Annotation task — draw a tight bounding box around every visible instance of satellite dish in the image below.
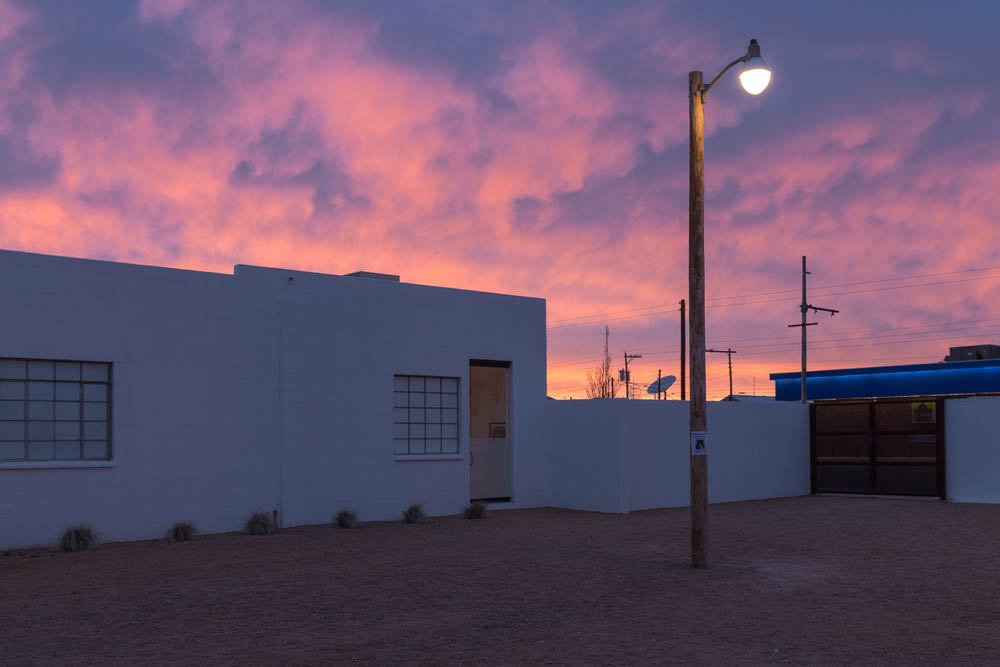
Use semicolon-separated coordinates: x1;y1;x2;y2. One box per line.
647;375;676;394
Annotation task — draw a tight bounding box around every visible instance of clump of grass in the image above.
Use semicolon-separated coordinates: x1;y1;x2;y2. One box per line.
165;521;196;543
59;525;97;552
402;503;425;524
464;501;488;519
245;511;278;536
335;509;359;529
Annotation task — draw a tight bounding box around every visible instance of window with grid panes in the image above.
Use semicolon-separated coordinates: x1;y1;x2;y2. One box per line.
0;359;112;461
393;375;459;455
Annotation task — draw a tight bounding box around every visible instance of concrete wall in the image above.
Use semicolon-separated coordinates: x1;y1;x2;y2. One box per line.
0;250;547;549
548;399;810;513
945;397;1000;503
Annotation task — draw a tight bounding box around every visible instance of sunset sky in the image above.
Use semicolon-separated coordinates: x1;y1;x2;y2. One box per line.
1;1;999;400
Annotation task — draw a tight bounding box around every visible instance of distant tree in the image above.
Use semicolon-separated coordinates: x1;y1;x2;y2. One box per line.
585;355;618;399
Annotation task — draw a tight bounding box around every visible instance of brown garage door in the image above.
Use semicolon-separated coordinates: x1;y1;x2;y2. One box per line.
811;398;945;497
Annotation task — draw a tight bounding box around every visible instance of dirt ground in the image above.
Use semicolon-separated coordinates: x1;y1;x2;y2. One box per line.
2;496;1000;666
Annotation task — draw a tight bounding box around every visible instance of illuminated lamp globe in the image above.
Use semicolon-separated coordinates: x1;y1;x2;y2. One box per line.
738;39;771;95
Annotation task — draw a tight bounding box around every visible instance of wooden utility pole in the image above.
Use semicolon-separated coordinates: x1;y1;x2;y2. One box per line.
688;70;708;569
680;299;686;401
623;351;642;400
787;256;838;403
707;348;737;401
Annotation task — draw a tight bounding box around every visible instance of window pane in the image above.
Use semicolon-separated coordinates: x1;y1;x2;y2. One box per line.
408;439;425;454
28;382;54;400
408;408;424;423
83;422;107;440
82;402;107;422
394;438;409;455
442;378;458;392
55;383;81;400
0;422;24;440
443;423;458;438
0;381;24;400
28;441;54;460
55;363;81;381
393;376;409;391
409;393;425;407
0;360;26;379
442;409;458;423
425;377;440;392
57;402;81;420
55;422;80;440
409;423;425;438
393;423;408;439
27;361;54;380
425;408;441;423
393;392;408;408
393;407;408;423
28;401;53;420
425;438;442;454
426;423;441;438
83;384;107;401
0;401;24;420
82;441;108;459
442;393;458;408
54;442;81;459
0;443;24;459
425;393;441;408
82;363;109;382
442;438;459;454
28;422;54;441
408;377;424;392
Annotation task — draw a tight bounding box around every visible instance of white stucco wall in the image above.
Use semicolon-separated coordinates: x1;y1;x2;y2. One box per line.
945;397;1000;503
547;399;810;513
0;250;546;549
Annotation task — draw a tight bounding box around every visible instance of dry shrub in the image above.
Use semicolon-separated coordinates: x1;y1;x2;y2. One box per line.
464;502;488;519
402;503;425;524
245;511;278;536
59;525;97;552
335;509;359;529
166;521;196;543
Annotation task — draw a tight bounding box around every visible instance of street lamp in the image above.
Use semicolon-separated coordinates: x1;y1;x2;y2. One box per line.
688;39;770;569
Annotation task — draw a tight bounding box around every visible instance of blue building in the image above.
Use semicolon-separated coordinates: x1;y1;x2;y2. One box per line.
770;358;1000;401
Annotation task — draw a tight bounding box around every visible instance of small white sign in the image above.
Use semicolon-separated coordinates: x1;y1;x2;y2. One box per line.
691;431;707;456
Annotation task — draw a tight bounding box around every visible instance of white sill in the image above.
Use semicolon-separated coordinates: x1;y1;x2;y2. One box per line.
393;454;464;462
0;461;115;470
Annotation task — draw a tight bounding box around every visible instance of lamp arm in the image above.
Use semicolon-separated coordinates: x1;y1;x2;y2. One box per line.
701;55;749;100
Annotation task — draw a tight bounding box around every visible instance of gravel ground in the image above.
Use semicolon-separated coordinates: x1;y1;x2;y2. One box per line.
2;496;999;666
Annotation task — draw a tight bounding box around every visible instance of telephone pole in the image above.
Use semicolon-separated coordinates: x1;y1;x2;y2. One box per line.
706;348;737;401
623;351;642;399
679;299;686;401
604;326;612;398
787;255;839;403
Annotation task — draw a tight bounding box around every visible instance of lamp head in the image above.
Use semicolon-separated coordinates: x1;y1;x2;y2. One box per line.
738;38;771;95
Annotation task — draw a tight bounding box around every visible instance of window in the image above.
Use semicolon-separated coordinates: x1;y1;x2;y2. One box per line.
393;375;459;455
0;359;112;462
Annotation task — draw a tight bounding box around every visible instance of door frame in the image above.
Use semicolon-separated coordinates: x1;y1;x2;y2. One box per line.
469;359;512;502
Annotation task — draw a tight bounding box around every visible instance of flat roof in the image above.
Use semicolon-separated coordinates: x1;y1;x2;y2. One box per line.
770;358;1000;380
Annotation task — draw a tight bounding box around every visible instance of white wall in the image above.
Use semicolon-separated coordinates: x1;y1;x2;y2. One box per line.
0;250;547;549
0;251;281;549
946;397;1000;503
548;399;810;513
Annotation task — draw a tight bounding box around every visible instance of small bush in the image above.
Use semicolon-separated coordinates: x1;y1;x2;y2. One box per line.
464;501;487;519
59;525;97;552
166;521;196;543
245;511;278;536
335;509;359;529
402;503;425;524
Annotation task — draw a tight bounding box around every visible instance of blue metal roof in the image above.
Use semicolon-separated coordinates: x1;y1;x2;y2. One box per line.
769;359;1000;400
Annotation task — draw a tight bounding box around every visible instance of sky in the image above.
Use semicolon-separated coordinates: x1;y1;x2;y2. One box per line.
1;0;999;400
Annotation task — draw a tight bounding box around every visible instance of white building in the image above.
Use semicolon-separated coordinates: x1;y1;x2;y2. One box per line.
0;249;547;548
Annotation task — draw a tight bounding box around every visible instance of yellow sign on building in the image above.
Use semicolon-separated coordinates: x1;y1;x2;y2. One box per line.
911;401;936;424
